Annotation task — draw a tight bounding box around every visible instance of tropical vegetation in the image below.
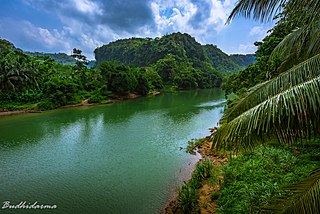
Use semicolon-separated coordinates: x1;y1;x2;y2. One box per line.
94;33;255;86
1;32;255;112
0;39;164;111
210;0;320;213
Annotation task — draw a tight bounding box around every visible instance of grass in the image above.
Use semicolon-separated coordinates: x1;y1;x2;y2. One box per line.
177;159;218;213
177;139;320;214
216;140;320;214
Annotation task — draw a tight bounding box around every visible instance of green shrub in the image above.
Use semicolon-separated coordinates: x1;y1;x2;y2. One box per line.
177;159;218;213
36;100;57;110
88;94;106;104
217;144;320;214
178;183;200;214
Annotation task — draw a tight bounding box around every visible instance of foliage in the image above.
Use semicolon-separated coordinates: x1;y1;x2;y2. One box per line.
223;6;299;96
177;159;217;214
186;138;206;154
88;94;106;104
177;183;200;214
0;39;166;111
43;70;82;106
217;143;320;214
215;0;320;213
26;52;78;65
94;32;254;89
99;61;163;95
264;168;320;213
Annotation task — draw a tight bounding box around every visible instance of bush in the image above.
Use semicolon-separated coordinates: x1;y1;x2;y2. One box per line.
178;183;200;214
191;159;216;188
217;144;320;214
88;94;106;104
36;100;57;110
177;159;217;213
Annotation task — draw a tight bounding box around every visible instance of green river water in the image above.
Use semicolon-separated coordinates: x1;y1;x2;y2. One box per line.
0;89;225;214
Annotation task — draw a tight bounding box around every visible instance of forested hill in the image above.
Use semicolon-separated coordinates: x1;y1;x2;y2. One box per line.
26;52;77;65
229;54;255;68
25;52;96;67
94;32;255;74
203;45;255;74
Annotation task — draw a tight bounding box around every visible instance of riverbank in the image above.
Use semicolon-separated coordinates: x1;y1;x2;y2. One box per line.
165;137;228;214
0;91;160;117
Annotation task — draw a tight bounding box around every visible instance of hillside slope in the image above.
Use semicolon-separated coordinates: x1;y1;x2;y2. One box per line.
94;33;255;74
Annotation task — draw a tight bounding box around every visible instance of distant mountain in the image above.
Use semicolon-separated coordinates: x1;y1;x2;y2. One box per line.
25;52;77;65
25;52;96;67
94;32;255;74
229;54;256;68
203;44;243;74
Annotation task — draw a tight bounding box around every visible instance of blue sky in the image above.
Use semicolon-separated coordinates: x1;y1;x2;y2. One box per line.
0;0;275;59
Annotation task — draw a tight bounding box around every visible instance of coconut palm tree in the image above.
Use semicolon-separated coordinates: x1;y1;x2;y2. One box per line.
212;0;320;213
0;52;34;91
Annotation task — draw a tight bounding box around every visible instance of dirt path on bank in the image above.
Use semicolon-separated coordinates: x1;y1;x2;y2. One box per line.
165;140;228;214
197;141;228;214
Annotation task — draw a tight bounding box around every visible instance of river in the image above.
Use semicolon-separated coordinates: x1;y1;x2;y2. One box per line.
0;89;225;214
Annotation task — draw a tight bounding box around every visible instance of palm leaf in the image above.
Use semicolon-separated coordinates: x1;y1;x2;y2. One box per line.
271;22;320;63
212;75;320;151
221;54;320;123
262;167;320;213
226;0;286;23
227;0;320;24
290;0;320;25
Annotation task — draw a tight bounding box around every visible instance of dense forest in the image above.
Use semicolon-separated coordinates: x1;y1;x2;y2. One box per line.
0;39;164;111
95;32;255;74
173;0;320;213
0;32;253;112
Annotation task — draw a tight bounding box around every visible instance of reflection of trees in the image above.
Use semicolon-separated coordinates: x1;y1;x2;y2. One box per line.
0;89;224;148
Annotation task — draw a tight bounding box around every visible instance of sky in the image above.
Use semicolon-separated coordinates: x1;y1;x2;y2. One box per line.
0;0;275;59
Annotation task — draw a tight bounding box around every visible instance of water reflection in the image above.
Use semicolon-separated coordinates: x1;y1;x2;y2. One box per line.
0;89;225;214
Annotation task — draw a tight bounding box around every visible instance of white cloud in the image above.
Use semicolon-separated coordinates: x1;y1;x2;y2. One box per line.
249;25;270;40
150;0;238;42
73;0;103;15
4;0;273;58
238;43;257;54
250;26;264;36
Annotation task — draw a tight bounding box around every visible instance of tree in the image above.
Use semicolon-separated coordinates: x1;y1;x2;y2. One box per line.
213;0;320;213
99;61;137;94
154;54;179;82
0;52;36;91
71;48;88;67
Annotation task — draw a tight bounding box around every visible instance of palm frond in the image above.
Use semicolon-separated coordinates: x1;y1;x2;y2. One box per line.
262;168;320;214
290;0;320;25
271;22;320;62
213;76;320;152
221;54;320;123
227;0;320;24
226;0;286;23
